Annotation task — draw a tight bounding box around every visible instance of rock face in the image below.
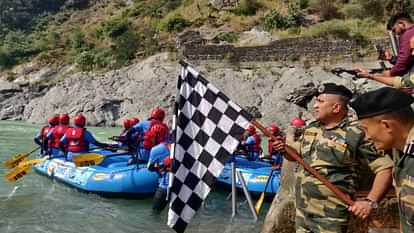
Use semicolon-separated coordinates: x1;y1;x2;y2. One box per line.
0;53;385;127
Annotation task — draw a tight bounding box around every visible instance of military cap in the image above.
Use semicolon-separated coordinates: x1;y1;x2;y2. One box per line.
318;83;353;99
350;87;414;119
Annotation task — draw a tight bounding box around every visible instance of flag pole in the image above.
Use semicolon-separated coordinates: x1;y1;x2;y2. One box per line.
251;120;354;206
236;170;258;221
231;156;237;218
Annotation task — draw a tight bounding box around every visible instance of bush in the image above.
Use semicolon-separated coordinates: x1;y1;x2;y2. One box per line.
304;19;351;39
262;5;301;31
342;0;386;20
111;31;141;66
216;32;239;43
232;0;260;16
103;17;129;38
161;15;191;32
75;51;95;71
263;11;290;30
129;0;182;18
308;0;341;20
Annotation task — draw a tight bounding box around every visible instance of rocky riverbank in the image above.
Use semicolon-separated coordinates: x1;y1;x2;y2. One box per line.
0;52;382;127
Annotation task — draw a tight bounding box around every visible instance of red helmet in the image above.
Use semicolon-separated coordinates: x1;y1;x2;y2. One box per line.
150;108;165;122
246;125;256;134
130;117;139;126
123;119;132;129
150;123;169;143
268;123;280;135
291;117;305;127
48;115;59;126
74;113;86;127
59;113;70;125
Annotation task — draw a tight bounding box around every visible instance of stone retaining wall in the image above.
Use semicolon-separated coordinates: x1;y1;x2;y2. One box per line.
179;31;390;63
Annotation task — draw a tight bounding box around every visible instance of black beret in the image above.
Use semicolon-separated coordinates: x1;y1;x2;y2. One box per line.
350;87;414;119
318;83;353;99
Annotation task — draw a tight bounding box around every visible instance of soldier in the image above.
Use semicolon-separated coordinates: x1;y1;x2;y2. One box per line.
273;83;393;233
350;87;414;233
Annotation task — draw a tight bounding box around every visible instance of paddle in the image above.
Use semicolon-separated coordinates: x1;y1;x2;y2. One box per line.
4;147;40;169
72;152;130;167
254;169;274;214
4;157;48;182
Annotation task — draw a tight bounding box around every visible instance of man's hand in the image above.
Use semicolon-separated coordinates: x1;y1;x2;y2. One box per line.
355;68;373;79
380;50;393;61
272;136;286;153
348;200;373;219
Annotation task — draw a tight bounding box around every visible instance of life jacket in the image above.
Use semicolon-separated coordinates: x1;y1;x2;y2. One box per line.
65;127;87;152
248;134;261;153
158;143;171;173
50;125;69;149
268;138;275;155
40;126;53;148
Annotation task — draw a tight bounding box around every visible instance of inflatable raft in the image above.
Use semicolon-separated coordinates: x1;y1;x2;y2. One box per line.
33;149;159;198
216;156;281;196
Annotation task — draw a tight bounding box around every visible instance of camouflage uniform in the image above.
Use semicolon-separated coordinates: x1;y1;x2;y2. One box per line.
394;125;414;233
290;118;393;233
392;72;414;91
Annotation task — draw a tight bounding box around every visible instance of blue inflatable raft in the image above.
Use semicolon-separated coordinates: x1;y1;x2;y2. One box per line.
216;156;281;196
33;149;159;198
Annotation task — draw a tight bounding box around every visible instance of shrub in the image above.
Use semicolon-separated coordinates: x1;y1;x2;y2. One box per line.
75;51;95;71
232;0;260;16
304;19;351;39
263;11;289;30
111;31;141;66
103;17;129;38
216;32;239;43
262;5;301;31
162;15;191;32
342;0;386;20
308;0;341;20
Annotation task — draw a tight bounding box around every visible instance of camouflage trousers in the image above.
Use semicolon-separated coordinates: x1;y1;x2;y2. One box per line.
395;155;414;233
295;176;350;233
295;208;349;233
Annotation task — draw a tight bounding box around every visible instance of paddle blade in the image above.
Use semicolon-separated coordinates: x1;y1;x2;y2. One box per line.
72;153;104;167
4;153;30;169
255;192;265;214
17;157;48;168
5;165;31;182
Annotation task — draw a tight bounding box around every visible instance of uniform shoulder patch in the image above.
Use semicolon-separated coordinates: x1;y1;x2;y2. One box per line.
404;142;414;156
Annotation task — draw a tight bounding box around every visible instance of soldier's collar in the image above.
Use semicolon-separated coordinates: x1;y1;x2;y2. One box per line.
320;117;348;130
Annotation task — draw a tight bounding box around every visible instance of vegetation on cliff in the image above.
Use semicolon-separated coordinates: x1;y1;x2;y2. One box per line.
0;0;412;72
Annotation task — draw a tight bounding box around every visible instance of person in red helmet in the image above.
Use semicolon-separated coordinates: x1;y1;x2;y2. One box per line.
267;123;284;169
150;107;165;122
46;113;71;158
290;116;306;142
60;113;110;161
34;115;59;156
241;124;262;161
146;123;171;213
129;108;167;163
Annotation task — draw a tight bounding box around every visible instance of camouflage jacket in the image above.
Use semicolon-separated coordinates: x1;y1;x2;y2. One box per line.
392;72;414;93
394;125;414;232
291;118;393;208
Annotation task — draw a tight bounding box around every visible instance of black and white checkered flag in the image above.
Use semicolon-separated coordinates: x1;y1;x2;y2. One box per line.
167;61;252;233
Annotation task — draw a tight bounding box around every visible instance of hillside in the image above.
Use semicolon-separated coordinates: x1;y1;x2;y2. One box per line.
0;0;412;74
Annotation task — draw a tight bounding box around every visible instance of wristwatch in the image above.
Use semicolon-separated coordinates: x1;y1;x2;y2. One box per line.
363;198;379;209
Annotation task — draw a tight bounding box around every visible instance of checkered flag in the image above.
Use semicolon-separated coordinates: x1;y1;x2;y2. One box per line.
167;61;252;233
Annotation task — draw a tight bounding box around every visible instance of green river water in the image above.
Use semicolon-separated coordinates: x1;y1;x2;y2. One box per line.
0;121;267;233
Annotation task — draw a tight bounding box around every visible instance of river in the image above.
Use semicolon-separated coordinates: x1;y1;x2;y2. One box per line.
0;121;268;233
